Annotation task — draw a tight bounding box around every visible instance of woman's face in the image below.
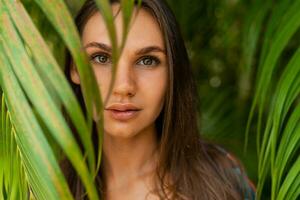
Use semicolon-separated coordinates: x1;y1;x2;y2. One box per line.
71;5;168;139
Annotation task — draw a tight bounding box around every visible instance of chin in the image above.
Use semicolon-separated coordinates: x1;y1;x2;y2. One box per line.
104;130;138;139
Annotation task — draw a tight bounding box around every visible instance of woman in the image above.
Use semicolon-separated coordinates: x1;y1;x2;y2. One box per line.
63;0;256;199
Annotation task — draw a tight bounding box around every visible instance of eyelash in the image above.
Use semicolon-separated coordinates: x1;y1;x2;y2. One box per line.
90;52;111;65
89;52;161;67
137;56;161;66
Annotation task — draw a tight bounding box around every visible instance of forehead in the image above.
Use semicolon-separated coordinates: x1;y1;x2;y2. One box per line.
81;4;165;49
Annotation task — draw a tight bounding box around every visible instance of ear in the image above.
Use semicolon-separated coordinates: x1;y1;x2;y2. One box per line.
70;64;81;85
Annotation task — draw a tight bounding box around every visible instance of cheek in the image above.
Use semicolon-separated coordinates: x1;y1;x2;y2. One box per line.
140;70;168;109
93;68;111;99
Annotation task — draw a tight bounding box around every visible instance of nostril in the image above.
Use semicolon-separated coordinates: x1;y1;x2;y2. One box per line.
112;86;136;97
111;73;136;97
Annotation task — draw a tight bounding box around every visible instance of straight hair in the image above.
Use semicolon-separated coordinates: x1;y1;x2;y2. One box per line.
62;0;248;199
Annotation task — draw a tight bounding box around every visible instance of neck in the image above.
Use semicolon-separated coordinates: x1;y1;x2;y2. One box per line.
102;124;159;188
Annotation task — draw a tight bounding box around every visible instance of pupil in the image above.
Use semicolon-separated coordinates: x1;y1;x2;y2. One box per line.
99;56;107;63
144;58;152;65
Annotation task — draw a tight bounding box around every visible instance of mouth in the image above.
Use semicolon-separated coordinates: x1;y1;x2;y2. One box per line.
105;109;141;121
105;103;141;121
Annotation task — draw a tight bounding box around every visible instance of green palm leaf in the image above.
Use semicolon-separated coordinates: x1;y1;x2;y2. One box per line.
0;38;72;199
0;94;30;199
0;0;140;199
244;1;300;199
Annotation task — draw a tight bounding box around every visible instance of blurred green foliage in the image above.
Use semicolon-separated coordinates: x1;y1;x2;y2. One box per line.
167;0;258;180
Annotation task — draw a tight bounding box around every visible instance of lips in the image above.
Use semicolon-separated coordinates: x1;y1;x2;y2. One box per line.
105;103;141;121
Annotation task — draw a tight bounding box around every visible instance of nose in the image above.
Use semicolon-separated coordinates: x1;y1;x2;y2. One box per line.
111;62;136;98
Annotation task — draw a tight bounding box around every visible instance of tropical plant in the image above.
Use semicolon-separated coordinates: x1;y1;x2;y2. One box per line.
168;0;300;199
243;0;300;199
0;0;138;199
0;0;299;200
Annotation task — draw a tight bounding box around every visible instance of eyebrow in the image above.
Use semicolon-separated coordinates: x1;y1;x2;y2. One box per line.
136;46;166;55
84;42;166;55
84;42;112;52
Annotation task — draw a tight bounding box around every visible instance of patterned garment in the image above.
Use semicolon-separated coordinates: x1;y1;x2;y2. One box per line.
216;146;256;200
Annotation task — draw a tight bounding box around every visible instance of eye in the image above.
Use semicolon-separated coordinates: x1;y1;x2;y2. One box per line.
137;56;160;67
90;53;111;65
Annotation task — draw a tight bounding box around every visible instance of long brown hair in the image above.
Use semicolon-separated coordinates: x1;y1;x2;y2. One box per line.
63;0;248;199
